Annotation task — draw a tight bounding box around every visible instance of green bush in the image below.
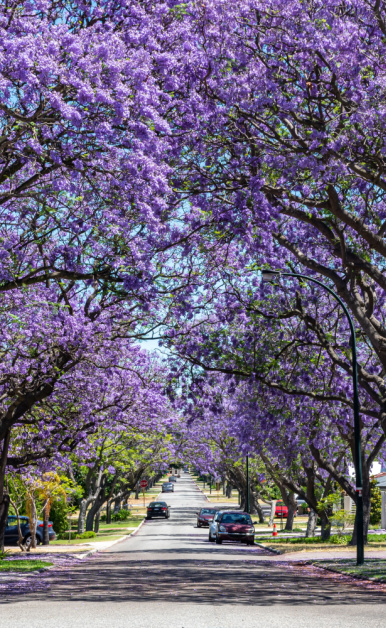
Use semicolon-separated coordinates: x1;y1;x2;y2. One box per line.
370;479;382;526
112;509;131;522
79;531;96;539
57;530;96;540
329;534;349;545
49;498;70;534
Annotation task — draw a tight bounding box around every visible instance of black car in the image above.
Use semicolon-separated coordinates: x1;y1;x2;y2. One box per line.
146;501;170;519
162;482;174;493
5;515;56;547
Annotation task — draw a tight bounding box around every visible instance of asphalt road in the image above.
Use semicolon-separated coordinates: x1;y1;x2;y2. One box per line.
1;472;386;628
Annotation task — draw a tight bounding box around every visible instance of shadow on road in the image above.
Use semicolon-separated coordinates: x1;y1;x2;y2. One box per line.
2;555;385;606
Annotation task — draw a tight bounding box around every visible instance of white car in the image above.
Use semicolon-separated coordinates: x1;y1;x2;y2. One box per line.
209;510;224;542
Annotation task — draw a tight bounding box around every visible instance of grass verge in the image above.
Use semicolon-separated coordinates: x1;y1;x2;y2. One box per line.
313;559;386;582
256;534;386;554
0;559;53;572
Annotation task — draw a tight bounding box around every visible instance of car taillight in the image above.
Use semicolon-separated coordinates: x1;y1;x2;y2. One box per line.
38;524;53;528
162;508;167;511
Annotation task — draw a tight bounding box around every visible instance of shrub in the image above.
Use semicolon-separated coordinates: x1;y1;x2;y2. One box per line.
329;534;349;545
57;530;96;540
370;479;382;526
112;509;131;522
79;531;96;539
50;498;70;534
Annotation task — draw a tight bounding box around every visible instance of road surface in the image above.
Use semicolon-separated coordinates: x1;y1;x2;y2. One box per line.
0;472;385;627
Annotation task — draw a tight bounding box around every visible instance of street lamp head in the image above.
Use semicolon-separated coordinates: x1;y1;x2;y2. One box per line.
261;270;279;282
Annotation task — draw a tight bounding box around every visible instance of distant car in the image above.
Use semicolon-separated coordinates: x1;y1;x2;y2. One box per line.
5;515;56;547
275;501;289;518
168;476;177;483
196;508;218;528
215;511;255;545
162;482;174;493
146;501;170;519
209;510;224;541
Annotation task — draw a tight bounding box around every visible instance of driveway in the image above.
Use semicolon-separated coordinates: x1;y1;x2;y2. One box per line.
0;472;385;628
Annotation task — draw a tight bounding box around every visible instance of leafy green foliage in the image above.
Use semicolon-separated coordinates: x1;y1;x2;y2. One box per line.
370;479;382;526
112;509;131;522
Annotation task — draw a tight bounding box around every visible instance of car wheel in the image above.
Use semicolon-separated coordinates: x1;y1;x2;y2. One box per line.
197;522;201;528
215;536;222;544
247;539;255;546
146;516;152;520
209;533;215;542
23;535;41;548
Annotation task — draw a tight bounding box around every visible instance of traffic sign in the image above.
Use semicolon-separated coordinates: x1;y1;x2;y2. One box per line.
140;479;148;488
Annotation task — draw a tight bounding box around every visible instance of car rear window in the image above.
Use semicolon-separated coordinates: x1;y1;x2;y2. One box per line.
220;513;252;524
149;502;166;507
200;509;217;514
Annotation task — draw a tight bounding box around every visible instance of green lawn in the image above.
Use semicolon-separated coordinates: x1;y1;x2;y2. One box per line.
53;516;145;545
314;559;386;582
0;559;53;572
256;534;386;553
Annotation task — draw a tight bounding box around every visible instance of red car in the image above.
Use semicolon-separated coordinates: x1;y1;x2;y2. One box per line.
215;511;255;545
196;508;218;527
275;501;288;518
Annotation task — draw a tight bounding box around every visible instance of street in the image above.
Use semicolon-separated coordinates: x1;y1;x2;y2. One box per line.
0;472;385;628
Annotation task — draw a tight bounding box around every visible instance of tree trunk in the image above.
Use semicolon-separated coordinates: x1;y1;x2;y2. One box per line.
86;498;103;532
78;497;94;535
269;500;277;526
285;493;297;531
306;509;318;537
349;474;371;546
254;501;265;523
42;502;50;546
135;483;140;499
94;511;101;534
9;497;26;552
226;481;232;498
320;513;331;541
0;429;11;552
0;494;10;552
27;496;38;550
106;500;112;524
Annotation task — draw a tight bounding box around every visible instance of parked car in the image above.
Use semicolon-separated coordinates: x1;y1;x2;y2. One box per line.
196;508;218;528
209;510;224;542
168;475;177;483
146;501;170;519
5;515;56;547
275;501;289;518
162;482;174;493
215;511;255;545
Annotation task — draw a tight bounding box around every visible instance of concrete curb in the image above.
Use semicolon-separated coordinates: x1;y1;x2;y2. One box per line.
255;541;283;555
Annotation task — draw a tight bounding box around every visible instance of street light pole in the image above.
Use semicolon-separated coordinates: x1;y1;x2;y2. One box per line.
262;269;364;565
246;455;250;514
